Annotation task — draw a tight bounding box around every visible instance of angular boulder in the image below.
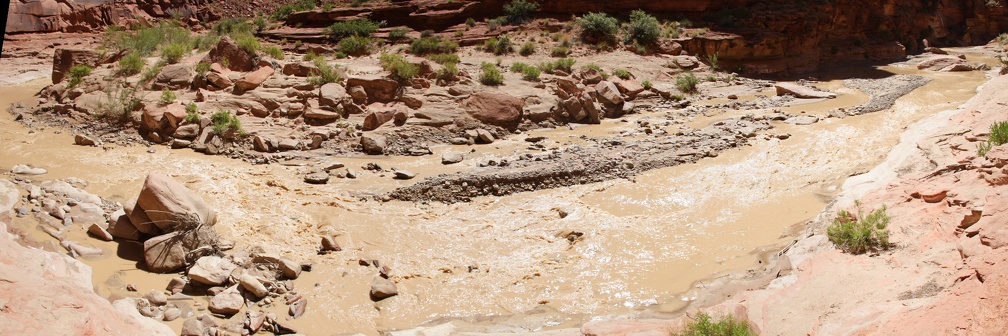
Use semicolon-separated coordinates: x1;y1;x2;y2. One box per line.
463;92;525;129
152;64;194;91
187;256;237;285
346;76;399;102
205;37;256;72
774;82;836;99
136;172;216;232
234;66;274;91
318;83;348;110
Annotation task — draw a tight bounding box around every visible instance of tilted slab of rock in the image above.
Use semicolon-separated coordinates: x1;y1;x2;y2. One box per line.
774;82;836;99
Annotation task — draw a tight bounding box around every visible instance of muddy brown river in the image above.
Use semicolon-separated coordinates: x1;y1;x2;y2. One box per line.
0;51;994;335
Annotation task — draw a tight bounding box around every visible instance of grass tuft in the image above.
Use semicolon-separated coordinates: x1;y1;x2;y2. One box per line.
827;200;891;255
479;62;504;85
670;312;757;336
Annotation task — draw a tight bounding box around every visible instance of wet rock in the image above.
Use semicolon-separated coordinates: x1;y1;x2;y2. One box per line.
784;115;820;125
235;66;274;92
288;297;307;318
208;289;244;315
476;129;495;144
394;170;417;180
464;92;525;129
361;134;386;155
62;241;103;257
144;290;169;306
205;37;255;72
239;274;269;298
775;83;836;99
11;164;46;175
143;232;189;273
87;223;113;241
304;172;329;185
370;276;398;301
442;152;464;165
170;139;192;149
136;172;217;233
320;236;341;252
188;256;237;286
163;307;181;321
74;134;97;146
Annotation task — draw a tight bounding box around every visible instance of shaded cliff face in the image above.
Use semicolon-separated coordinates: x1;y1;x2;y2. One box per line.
5;0;209;33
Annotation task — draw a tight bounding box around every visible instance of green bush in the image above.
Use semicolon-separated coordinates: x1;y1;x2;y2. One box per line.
521;66;540;81
233;33;261;55
538;58;576;74
519;42;536;56
161;42;189;64
118;52;145;76
466;18;477;27
827;201;891;255
68;65;92;87
999;33;1008;45
641;80;653;90
388;27;409;40
263;45;284;59
379;54;419;82
322;2;335;11
325;18;383;39
338;36;372;55
210;110;243;136
676;72;699;93
483;35;514;55
437;62;460;81
550;46;571;57
141;64;163;83
670;312;757;336
577;12;619;44
184;103;200;123
978;120;1008;157
624;9;660;45
427;53;460;64
409;37;459;55
159;89;176;106
303;51;321;62
613;69;632;80
308;58;340;86
274;0;317;20
94;80;141;123
503;0;540;25
104;22;193;56
487;18;502;31
194;62;211;79
479;62;504;85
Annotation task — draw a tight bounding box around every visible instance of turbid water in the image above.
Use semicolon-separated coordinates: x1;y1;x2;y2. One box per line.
0;52;995;335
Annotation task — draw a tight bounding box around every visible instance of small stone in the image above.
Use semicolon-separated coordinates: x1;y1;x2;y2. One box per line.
87;223;114;241
239;274;269;298
304;172;329;185
288;298;307;319
393;170;416;180
476;129;495;144
144;290;169;306
163;307;182;321
188;256;237;286
208;290;244;315
441;153;464;165
320;236;341;252
370;276;398;300
11;164;46;175
167;277;187;294
181;318;203;336
74;134;97;146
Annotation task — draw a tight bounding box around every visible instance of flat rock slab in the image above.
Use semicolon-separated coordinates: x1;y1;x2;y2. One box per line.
775;82;836;99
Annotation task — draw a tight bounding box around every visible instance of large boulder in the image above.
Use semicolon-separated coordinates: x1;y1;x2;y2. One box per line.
361;134;386;155
136;172;216;232
205;37;256;72
52;48;99;84
346;76;399;102
595;81;625;105
143;224;217;273
234;66;274;92
282;62;318;77
363;106;404;131
152;64;194;91
774;82;837;99
187;256;237;285
463;92;525;129
318;83;348;110
303;109;344;126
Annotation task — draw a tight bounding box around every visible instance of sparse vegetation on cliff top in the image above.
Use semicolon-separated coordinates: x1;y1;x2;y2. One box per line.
827;201;891;254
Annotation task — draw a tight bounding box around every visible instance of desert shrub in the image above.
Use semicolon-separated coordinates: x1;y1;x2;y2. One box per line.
184;102;200;123
322;2;335;10
379;53;419;82
479;62;504;85
613;69;632;80
582;63;607;78
325;19;383;39
68;65;92;87
624;9;660;45
487;18;502;31
409;37;459;55
483;35;514;55
104;22;193;56
389;27;409;40
420;30;435;38
274;0;316;20
94;80;141;123
521;66;540;81
210;110;243;136
233;34;261;55
334;51;348;59
118;52;145;76
159;89;176;105
827;201;891;255
510;62;533;72
705;53;720;71
519;42;536;56
551;46;571;57
641;80;653;90
263;45;284;59
427;53;460;64
466;18;477;27
338;36;372;55
161;42;189;64
503;0;540;25
253;16;268;31
212;18;257;36
141;64;163;83
999;33;1008;45
193;62;211;79
978;120;1008;157
351;0;368;7
670;312;757;336
676;72;699;93
308;58;340;86
538;57;576;74
577;12;618;44
303;51;321;62
437;62;460;81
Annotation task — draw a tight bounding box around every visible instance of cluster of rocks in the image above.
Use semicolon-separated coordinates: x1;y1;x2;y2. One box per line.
914;53;990;72
548;69;645;125
838;75;930;116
